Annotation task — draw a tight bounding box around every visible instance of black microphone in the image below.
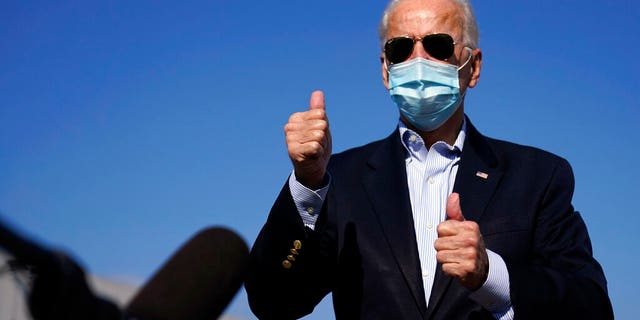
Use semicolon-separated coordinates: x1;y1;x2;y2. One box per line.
0;216;122;320
125;226;249;320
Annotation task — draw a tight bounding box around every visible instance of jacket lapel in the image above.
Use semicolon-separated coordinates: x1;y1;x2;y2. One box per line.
453;121;503;223
363;131;428;315
426;119;504;318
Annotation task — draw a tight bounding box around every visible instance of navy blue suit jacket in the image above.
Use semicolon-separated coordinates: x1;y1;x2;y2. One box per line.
246;119;612;319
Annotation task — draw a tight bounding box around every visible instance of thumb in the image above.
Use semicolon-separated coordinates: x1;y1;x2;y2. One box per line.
446;193;465;221
309;90;325;110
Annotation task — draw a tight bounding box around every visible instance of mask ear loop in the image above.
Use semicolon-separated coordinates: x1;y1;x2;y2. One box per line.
457;47;474;71
383;56;390;74
458;47;475;99
383;56;393;84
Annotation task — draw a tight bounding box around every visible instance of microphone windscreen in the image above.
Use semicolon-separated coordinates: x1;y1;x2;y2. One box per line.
125;227;249;320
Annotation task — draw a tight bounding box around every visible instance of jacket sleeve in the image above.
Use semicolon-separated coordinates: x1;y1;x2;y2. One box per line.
245;181;337;320
507;158;613;319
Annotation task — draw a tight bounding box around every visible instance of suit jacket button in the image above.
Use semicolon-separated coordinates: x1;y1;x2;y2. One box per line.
293;240;302;250
282;260;292;269
287;255;296;261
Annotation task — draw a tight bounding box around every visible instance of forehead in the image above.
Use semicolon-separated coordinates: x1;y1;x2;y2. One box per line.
386;0;463;40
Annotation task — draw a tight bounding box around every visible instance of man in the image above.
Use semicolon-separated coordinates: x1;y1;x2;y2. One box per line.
245;0;613;319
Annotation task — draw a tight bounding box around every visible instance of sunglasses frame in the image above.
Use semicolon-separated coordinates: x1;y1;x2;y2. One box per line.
384;33;457;65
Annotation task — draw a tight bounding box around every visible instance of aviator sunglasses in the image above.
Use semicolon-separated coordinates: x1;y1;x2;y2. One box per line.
384;33;456;65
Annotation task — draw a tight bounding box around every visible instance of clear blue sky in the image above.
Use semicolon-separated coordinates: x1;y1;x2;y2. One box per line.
1;1;638;319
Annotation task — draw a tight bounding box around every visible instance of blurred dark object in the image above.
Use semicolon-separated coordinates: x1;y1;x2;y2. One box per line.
0;216;122;320
126;227;249;320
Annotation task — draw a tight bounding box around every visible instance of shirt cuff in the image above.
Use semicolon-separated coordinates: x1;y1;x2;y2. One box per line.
288;171;330;230
468;249;513;318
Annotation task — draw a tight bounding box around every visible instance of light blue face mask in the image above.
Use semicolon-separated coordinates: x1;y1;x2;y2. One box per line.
387;50;471;131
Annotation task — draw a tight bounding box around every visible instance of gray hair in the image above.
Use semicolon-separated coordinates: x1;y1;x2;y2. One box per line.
378;0;479;49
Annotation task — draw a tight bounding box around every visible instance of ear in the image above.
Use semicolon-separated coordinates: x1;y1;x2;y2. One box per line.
381;54;390;90
467;48;482;88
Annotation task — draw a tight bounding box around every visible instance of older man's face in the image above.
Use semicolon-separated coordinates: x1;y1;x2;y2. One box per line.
381;0;479;91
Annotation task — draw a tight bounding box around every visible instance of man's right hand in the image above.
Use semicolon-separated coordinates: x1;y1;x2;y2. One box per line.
285;90;332;189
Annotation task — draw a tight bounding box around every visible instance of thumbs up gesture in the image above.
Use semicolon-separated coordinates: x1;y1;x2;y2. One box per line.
434;193;489;290
285;91;332;189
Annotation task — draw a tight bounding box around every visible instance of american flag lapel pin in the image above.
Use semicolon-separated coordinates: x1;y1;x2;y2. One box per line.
475;171;489;179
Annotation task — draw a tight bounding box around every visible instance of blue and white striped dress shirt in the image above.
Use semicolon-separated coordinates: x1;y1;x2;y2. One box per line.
399;121;462;307
289;119;513;319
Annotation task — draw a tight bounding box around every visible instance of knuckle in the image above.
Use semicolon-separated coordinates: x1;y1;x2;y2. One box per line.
463;236;477;248
285;138;296;147
289;112;302;122
284;123;295;133
464;247;477;259
312;130;325;140
307;142;322;155
464;221;479;232
285;132;299;143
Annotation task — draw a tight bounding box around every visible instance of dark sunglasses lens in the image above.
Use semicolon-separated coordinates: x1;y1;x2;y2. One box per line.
385;37;414;64
422;34;455;60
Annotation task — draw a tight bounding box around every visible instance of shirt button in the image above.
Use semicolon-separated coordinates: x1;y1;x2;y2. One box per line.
427;223;433;230
422;272;429;278
428;177;435;184
409;135;417;142
306;207;315;215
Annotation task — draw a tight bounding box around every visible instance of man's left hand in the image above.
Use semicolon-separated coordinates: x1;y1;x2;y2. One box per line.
435;192;489;290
